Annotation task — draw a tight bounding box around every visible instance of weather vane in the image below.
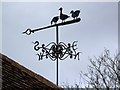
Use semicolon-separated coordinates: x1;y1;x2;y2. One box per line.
23;7;81;86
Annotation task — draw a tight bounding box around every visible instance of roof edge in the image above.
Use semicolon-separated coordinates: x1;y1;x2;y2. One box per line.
0;53;62;89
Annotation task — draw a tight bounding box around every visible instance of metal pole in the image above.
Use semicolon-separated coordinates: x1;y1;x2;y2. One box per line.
56;25;59;86
23;17;81;86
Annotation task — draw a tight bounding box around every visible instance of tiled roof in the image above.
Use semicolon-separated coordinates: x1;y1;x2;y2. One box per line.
0;53;63;90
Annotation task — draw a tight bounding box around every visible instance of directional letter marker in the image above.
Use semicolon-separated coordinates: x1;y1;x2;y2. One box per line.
23;17;81;86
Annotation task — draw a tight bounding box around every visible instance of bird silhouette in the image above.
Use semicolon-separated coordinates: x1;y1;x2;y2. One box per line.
59;7;69;22
70;10;80;19
51;16;59;25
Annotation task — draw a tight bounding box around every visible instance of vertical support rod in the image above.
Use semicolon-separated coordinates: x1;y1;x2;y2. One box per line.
56;25;59;86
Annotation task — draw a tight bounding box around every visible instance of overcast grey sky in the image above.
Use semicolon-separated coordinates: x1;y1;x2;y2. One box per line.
2;2;118;86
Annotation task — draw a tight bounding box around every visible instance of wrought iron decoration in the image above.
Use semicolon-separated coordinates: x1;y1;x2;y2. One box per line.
33;41;80;61
23;7;81;86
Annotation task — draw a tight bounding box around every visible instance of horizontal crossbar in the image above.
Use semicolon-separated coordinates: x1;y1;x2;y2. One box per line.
23;18;81;35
